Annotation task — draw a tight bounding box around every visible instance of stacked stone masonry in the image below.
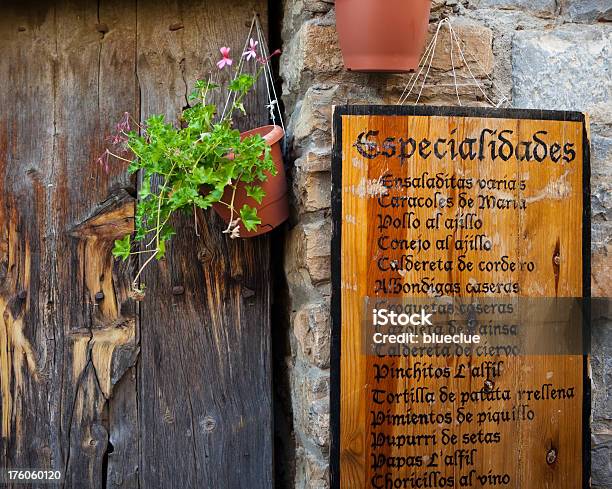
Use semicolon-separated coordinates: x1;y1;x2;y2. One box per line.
280;0;611;487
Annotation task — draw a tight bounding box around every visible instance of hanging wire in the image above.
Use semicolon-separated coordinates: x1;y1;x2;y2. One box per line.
413;19;446;105
221;14;287;154
254;15;287;154
255;21;276;125
447;20;507;107
449;19;461;106
397;17;509;108
447;21;497;107
397;21;445;106
221;16;257;121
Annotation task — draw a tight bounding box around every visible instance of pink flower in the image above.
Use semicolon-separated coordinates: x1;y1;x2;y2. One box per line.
117;112;131;133
217;47;233;69
106;133;124;146
257;48;282;65
243;38;258;61
107;112;131;146
96;149;111;173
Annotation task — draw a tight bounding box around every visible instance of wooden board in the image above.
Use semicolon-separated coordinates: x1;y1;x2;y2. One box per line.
0;4;138;487
331;106;590;489
135;2;273;488
0;1;272;487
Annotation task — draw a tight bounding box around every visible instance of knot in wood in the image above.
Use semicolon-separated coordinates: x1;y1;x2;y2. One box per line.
95;23;109;34
197;249;213;263
546;448;557;465
17;290;27;300
201;416;216;433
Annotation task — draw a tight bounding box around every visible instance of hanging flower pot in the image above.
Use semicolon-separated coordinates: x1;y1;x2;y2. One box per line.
212;125;289;238
336;0;432;72
98;18;288;295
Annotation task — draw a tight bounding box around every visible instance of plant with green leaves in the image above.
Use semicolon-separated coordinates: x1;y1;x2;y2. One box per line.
97;44;280;295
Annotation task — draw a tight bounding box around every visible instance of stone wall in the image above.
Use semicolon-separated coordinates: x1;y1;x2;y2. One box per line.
279;1;611;487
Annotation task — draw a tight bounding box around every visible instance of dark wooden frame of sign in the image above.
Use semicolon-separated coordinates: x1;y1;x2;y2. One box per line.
330;105;591;489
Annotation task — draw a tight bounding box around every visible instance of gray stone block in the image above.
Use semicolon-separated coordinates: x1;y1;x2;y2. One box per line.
592;318;612;425
592;433;612;488
591;135;612;249
472;0;557;18
562;0;612;22
512;24;612;125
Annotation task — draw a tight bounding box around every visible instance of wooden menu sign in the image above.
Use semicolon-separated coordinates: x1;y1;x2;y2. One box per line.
330;106;590;489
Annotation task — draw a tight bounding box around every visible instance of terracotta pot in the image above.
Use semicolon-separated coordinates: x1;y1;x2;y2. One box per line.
212;125;289;238
336;0;432;72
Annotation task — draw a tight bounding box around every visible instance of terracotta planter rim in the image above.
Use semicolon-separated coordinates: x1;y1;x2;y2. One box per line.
211;124;289;238
242;124;285;146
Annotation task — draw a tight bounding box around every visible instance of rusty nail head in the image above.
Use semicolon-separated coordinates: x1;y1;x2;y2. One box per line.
242;287;255;299
172;286;185;295
484;379;494;391
95;291;105;301
546;448;557;464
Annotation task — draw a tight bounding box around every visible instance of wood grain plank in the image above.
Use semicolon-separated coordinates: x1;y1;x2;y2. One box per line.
135;1;273;487
0;2;138;488
1;2;274;487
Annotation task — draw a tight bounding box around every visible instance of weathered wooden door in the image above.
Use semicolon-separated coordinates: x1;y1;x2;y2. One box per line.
0;1;273;488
